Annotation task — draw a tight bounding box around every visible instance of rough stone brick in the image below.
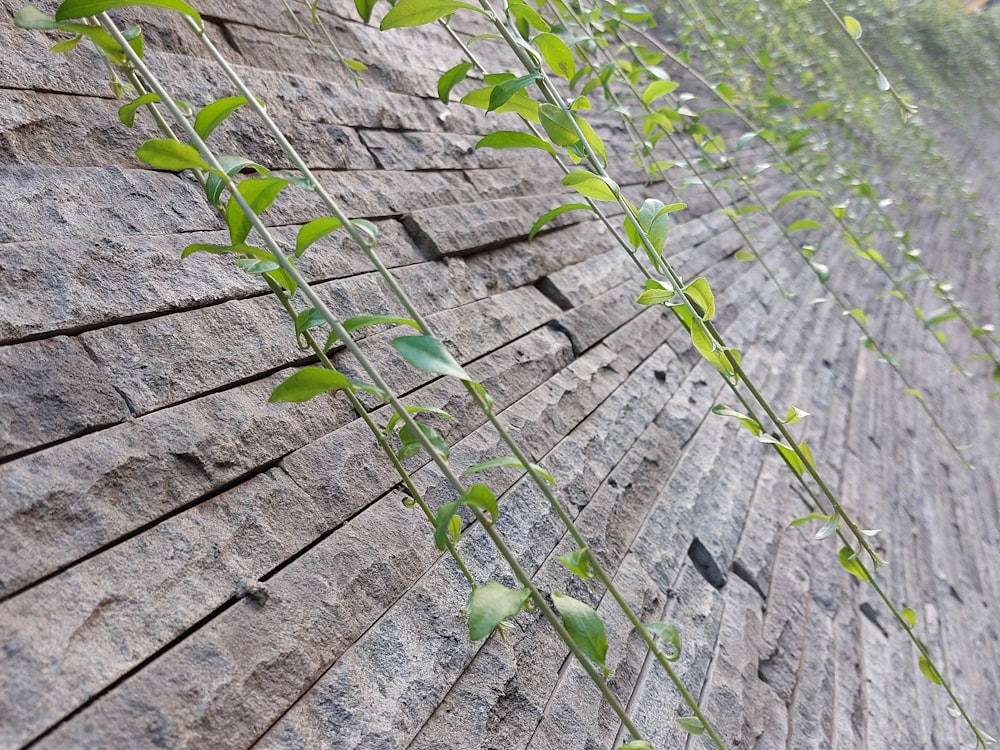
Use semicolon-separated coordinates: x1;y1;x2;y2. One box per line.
0;336;129;457
359;129;507;172
0;166;219;244
0;373;353;598
542;248;643;309
403;193;578;258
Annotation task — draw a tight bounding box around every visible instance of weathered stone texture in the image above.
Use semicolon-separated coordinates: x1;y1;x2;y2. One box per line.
2;2;1000;750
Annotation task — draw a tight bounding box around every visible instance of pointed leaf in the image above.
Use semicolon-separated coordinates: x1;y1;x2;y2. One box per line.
488;73;540;112
676;717;705;735
552;591;609;674
135;139;211;172
296;217;343;257
507;1;549;30
462;455;555;484
535;32;575;79
433;499;463;550
343;315;420;333
787;219;823;233
775;189;822;209
203;155;270;206
901;607;916;628
461;483;498;522
528;203;592;240
641;79;679;106
645;621;681;661
269;366;352;403
467;583;532;639
438;61;473;104
392;335;470;380
119;93;161;127
476;131;556;156
918;655;943;685
558;547;594;579
225;177;289;245
380;0;485;29
539;103;581;147
683;277;715;320
562;171;618;201
843;15;862;39
194;96;254;141
839;546;868;581
55;0;201;24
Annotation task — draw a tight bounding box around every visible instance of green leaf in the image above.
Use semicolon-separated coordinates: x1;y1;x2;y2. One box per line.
380;0;485;29
118;93;161;127
535;32;575;79
620;742;655;750
433;499;462;550
50;35;83;52
788;512;831;529
385;404;452;435
775;189;822;209
815;514;840;540
354;0;377;22
645;621;681;661
734;249;756;262
528;203;592;240
683;277;715;320
562;171;618;201
392;335;470;380
552;591;609;675
558;547;594;579
460;84;540;121
462;455;555;484
787;219;823;233
294;307;327;345
711;403;762;436
15;6;63;29
194;96;252;141
641;79;678;106
488;73;540;113
636;288;676;306
901;607;917;628
506;1;549;30
838;546;868;581
844;308;868;326
399;421;450;461
676;717;705;735
135;139;211;173
448;513;462;542
783;406;810;424
539;103;581;147
467;583;532;640
918;655;943;685
438;61;473;104
476;131;556;157
344;58;367;72
55;0;201;24
803;100;834;119
843;15;862;39
203;156;270;206
296;217;343;257
269;366;352;403
461;483;499;522
235;257;280;274
225;177;289;245
343;314;420;333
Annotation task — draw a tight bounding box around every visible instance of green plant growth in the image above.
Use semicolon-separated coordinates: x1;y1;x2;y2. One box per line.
12;0;999;746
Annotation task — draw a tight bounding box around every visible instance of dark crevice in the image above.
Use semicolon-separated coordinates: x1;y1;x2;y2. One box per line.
545;320;582;357
859;602;888;638
731;558;767;600
532;277;574;312
0;415;129;469
687;537;727;589
202;16;243;54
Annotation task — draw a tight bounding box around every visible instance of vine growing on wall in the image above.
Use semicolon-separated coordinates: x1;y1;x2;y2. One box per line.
12;0;999;746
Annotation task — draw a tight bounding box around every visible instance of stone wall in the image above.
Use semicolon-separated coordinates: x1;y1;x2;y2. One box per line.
2;1;999;748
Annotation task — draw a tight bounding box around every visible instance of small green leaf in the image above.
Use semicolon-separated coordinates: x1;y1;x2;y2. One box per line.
294;307;327;345
918;655;943;685
392;335;470;380
448;513;462;542
535;32;575;79
711;403;762;436
344;58;368;72
355;0;377;23
118;93;161;127
636;288;676;306
783;406;810;424
50;35;83;52
528;203;592;240
399;421;450;460
788;512;831;529
843;15;862;39
676;717;705;735
844;308;868;326
562;171;618;201
235;257;280;274
815;514;840;540
225;177;289;245
645;621;681;661
901;607;916;628
539;103;581;147
903;388;924;401
462;456;555;484
735;249;756;262
838;546;868;581
620;742;655;750
269;366;352;403
438;61;474;104
558;547;594;579
775;189;822;209
433;499;462;550
683;277;715;320
194;95;253;141
488;73;541;113
467;583;532;640
15;6;62;29
787;219;823;233
343;315;420;333
461;84;540;121
55;0;201;24
461;483;499;522
135;139;211;173
385;405;452;435
203;156;270;206
380;0;485;30
641;79;679;106
507;1;550;30
476;131;556;156
552;591;609;675
296;217;343;257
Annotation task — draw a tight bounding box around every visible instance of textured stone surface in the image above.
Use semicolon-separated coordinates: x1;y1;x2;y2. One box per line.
3;3;1000;749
